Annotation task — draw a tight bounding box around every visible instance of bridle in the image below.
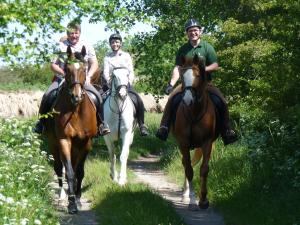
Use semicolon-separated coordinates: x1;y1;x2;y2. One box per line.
108;66;130;113
180;65;208;123
64;60;87;106
108;66;132;138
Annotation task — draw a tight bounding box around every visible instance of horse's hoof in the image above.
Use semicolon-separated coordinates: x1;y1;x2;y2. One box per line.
68;200;78;214
76;199;82;209
181;195;190;203
118;179;127;186
188;204;200;211
199;199;209;209
68;205;78;214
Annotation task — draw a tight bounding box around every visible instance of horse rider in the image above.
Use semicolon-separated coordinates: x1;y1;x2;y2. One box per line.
156;18;238;145
33;21;110;136
103;33;149;136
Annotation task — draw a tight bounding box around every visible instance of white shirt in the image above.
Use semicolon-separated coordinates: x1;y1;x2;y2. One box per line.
103;50;135;86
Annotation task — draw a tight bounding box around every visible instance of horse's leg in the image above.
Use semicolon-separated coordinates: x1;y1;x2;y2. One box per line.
104;138;118;182
180;147;198;211
183;148;203;202
199;141;213;209
49;141;66;202
59;139;77;214
75;151;88;209
118;132;133;186
54;158;66;201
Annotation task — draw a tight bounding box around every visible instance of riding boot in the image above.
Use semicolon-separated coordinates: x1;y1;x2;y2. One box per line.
32;96;48;134
137;107;149;136
207;83;238;145
155;97;173;141
129;91;149;136
97;104;110;136
137;98;149;136
221;106;238;145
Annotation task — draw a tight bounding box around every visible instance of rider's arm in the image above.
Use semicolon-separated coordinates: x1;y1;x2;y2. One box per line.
50;62;65;76
87;58;99;78
205;62;219;73
103;56;111;84
127;54;135;85
169;65;180;86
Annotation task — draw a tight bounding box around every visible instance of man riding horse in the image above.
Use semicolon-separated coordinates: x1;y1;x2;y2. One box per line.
102;33;149;136
33;21;110;136
156;18;238;145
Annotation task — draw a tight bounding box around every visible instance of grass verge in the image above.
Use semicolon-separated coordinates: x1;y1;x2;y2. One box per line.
0;118;58;225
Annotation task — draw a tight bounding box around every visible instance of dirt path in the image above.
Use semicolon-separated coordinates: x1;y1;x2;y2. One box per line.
128;154;225;225
50;177;99;225
50;154;224;225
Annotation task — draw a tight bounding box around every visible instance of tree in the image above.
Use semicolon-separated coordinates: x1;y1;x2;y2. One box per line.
0;0;146;65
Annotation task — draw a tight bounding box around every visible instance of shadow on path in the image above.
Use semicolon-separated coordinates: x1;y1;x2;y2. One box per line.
128;154;225;225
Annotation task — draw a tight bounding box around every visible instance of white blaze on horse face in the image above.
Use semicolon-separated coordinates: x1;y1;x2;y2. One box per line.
112;68;130;99
182;68;195;106
74;62;80;69
113;68;130;86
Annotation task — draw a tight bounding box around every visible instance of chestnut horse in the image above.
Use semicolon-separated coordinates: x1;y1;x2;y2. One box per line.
44;46;97;214
172;55;220;210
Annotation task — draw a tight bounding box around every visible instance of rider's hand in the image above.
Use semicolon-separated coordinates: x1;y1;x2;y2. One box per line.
165;83;173;95
85;76;91;85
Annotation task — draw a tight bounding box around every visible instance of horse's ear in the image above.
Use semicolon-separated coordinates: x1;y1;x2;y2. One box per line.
67;45;72;58
198;58;206;80
81;46;87;58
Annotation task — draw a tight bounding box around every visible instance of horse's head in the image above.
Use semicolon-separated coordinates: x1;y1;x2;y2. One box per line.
64;46;87;106
180;55;206;106
111;67;130;100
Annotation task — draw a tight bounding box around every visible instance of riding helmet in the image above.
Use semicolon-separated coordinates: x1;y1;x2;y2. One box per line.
109;33;122;43
184;18;201;32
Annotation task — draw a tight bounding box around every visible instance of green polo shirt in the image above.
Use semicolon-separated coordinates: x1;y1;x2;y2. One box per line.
175;40;218;66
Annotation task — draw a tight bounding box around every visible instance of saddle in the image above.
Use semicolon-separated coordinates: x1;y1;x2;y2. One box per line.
170;92;223;131
101;89;138;116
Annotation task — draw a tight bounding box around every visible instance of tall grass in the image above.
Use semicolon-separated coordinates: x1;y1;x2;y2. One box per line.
0;118;59;225
160;128;300;225
1;111;299;225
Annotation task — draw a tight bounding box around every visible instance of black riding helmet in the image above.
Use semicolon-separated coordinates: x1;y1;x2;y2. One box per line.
184;19;201;32
109;33;122;43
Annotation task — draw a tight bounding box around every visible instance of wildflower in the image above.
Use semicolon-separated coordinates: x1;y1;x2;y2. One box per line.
34;219;42;225
6;197;14;204
20;218;29;225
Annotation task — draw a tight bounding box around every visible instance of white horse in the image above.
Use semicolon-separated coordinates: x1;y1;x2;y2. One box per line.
103;67;136;186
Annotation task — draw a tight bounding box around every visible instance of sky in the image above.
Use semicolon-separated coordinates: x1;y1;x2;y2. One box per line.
53;17;155;45
0;18;154;67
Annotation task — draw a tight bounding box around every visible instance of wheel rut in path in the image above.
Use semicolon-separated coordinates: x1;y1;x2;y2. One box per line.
128;154;225;225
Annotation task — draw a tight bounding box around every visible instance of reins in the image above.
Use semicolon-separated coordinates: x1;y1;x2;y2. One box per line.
108;73;130;139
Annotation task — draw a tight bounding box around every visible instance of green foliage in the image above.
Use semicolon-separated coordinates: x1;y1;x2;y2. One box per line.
0;64;53;90
1;0;148;65
0;118;58;224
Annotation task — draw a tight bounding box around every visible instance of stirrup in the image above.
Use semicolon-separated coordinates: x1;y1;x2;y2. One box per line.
222;129;238;145
140;124;149;136
32;121;43;134
99;123;110;136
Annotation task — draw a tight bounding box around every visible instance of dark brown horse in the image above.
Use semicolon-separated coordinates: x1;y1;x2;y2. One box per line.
44;46;97;214
172;55;220;210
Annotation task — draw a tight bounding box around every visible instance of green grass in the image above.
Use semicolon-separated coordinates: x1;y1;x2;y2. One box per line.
1;111;299;225
84;157;185;225
161;135;300;225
